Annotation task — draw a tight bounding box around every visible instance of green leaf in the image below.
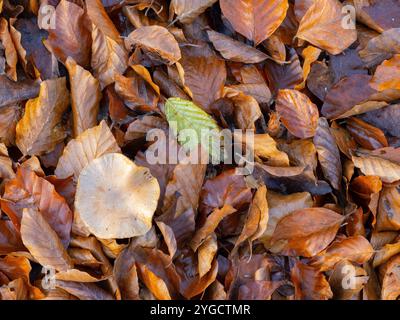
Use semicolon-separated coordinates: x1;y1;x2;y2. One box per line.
165;97;221;160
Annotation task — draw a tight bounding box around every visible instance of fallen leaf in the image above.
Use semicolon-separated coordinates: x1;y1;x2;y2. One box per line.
206;30;269;64
181;52;226;112
270;208;344;257
291;260;333;300
313;117;342;190
1;166;73;246
65;57;101;137
220;0;289;45
20;208;73;271
170;0;218;24
309;236;374;271
296;0;357;55
275;89;319;139
125;26;181;65
370;54;400;91
191;205;236;251
359;28;400;68
55;120;121;180
45;0;91;67
16;78;69;156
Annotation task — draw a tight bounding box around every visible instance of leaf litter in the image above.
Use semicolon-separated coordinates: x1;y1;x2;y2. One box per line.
0;0;400;301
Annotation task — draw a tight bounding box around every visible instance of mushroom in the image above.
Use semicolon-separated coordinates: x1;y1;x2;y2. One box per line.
75;153;160;239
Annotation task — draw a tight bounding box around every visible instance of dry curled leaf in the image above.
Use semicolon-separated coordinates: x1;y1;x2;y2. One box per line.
276;89;319;139
207;30;269;64
45;0;91;67
270;208;344;257
55;121;121;180
313;117;342;190
296;0;357;55
291;260;333;300
65;57;101;137
125;26;181;65
21;208;73;272
1;166;73;246
220;0;289;45
170;0;218;24
16;78;69;156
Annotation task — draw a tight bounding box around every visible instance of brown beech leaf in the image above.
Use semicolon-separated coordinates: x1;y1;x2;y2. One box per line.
0;103;21;146
163;162;207;217
370;54;400;91
354;0;400;33
291;261;333;300
91;24;128;89
114;73;158;112
55;120;121;180
156;221;177;260
275;89;319;139
321;74;382;119
219;0;289;45
260;191;313;247
191;205;237;251
198;233;218;278
200;169;252;215
175;248;218;299
181;52;226;113
0;142;14;180
85;0;121;43
296;0;357;55
133;247;180;299
1;167;73;246
75;153;160;239
295;45;321;90
309;236;374;271
313;117;342;190
125;26;181;65
373;242;400;268
223;89;262;129
55;280;114;300
0;220;25;255
306;61;334;100
206;30;269;64
16;78;69;156
0;17;17;81
352;154;400;183
262;34;286;63
376;186;400;231
359;28;400;68
45;0;91;67
270;208;344;257
294;0;315;22
113;247;140;300
360;103;400;139
346;117;388;150
65;57;101;137
232;185;268;254
329;260;368;300
55;268;110;283
125;115;167;142
330;121;357;159
0;76;39;108
247;134;289;166
380;255;400;300
21;208;73;272
264;48;303;95
170;0;218;24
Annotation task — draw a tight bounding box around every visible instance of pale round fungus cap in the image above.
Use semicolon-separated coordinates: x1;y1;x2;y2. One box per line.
75;153;160;239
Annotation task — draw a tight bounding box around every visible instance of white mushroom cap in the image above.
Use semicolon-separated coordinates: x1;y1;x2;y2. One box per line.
75;153;160;239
